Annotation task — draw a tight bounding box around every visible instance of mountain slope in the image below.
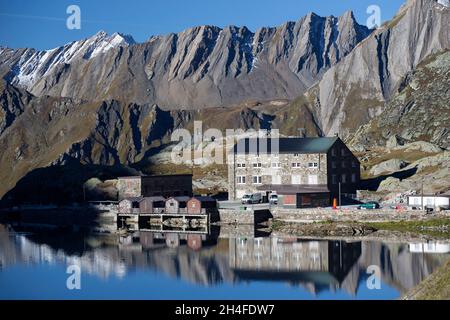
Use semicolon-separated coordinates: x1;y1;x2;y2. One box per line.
308;0;450;137
349;49;450;150
0;12;371;108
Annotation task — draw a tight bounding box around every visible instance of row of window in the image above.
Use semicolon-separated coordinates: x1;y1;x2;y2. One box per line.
237;175;319;185
331;148;347;157
236;173;357;185
237;161;357;168
237;162;320;169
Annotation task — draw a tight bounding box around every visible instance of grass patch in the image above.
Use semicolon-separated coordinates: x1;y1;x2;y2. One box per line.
366;218;450;238
271;220;287;230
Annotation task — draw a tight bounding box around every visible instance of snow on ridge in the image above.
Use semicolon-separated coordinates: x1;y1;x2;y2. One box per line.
11;31;135;89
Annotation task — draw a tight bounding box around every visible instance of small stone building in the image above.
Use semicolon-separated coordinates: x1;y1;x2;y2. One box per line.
187;196;217;214
139;196;166;214
165;196;191;214
117;174;193;200
118;197;143;214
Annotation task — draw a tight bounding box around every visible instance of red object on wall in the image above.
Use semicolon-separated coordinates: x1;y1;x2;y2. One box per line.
284;195;296;205
333;198;337;210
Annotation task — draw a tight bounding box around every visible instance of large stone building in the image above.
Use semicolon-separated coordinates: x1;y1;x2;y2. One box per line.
117;174;193;200
228;137;360;207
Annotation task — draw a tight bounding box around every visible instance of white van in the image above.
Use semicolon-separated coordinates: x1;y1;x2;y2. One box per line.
241;193;262;204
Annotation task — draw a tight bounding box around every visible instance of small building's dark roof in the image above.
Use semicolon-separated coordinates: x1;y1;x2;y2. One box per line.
257;184;330;195
233;137;339;154
142;196;166;202
169;196;191;202
190;196;217;202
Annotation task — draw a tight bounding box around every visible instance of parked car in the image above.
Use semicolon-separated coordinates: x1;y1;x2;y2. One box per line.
269;194;278;205
358;201;380;210
241;193;262;204
241;194;252;204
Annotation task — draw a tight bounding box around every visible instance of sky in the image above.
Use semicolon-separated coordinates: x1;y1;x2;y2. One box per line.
0;0;406;50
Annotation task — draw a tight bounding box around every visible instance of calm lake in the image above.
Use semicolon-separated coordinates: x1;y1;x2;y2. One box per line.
1;222;449;300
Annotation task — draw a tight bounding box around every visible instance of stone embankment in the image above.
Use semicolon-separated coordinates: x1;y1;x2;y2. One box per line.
271;208;450;224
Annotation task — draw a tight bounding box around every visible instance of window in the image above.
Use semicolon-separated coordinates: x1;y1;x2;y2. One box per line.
237;176;246;184
342;161;347;168
272;175;282;185
292;162;301;168
332;175;337;184
341;174;347;183
341;149;346;156
351;173;356;183
308;162;318;168
272;162;281;168
332;161;337;169
252;163;262;168
291;175;301;185
331;148;336;156
237;163;246;168
252;176;262;184
308;175;318;185
294;153;300;157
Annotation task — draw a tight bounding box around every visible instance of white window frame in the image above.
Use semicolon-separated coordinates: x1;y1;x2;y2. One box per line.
308;162;318;168
291;175;302;185
272;175;282;185
308;175;318;185
237;176;246;184
252;176;262;185
351;173;356;183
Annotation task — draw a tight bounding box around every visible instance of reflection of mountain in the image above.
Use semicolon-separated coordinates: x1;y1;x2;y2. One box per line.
0;224;448;297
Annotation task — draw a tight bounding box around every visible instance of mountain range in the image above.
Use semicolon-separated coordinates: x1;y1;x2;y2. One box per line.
0;0;449;200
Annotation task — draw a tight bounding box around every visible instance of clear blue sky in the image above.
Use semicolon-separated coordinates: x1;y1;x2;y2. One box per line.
0;0;406;50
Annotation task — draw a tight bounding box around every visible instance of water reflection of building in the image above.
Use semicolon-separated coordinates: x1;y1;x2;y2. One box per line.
229;237;361;293
1;223;449;297
409;242;450;254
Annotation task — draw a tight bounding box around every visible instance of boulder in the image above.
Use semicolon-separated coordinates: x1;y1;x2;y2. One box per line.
370;159;408;176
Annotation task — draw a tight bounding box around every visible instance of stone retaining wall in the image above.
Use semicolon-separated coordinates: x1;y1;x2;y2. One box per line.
217;208;272;225
271;208;450;223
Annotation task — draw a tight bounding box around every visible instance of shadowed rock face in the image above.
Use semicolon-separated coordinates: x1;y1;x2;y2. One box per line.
311;0;450;137
0;11;370;108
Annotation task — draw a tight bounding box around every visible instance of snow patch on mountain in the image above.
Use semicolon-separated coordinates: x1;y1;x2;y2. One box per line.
8;31;135;89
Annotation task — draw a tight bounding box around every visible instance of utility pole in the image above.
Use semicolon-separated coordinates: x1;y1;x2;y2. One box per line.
421;177;425;213
339;182;341;209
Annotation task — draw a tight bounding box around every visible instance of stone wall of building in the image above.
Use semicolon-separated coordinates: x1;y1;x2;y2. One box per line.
117;177;141;200
228;152;328;200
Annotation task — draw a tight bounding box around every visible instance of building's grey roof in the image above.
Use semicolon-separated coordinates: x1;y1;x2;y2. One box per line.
257;184;330;195
118;174;193;180
233;137;339;154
